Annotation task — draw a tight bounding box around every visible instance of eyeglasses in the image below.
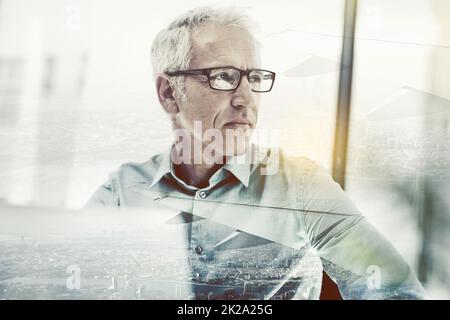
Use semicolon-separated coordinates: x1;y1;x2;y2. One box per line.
166;66;276;93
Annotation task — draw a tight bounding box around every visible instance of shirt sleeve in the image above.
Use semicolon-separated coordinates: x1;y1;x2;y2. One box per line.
83;176;120;208
301;163;426;299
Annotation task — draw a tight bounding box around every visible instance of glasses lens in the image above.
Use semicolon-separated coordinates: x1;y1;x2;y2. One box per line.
249;70;274;92
209;68;240;90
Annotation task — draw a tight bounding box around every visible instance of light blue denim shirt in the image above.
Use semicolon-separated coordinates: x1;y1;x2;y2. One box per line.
85;144;425;300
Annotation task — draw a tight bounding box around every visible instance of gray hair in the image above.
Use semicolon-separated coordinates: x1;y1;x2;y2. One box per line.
150;6;259;101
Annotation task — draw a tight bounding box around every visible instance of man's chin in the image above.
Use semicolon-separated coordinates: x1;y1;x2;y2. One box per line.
224;141;249;158
222;128;253;157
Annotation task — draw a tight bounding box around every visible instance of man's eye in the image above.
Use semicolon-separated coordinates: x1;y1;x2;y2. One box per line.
249;75;262;83
214;73;233;82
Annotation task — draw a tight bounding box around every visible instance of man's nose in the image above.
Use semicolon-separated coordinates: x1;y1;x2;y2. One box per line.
230;76;255;109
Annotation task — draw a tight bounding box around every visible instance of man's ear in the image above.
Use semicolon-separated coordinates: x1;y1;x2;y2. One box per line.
156;74;180;115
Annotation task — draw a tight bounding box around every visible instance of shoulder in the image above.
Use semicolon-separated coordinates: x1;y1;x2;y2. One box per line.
113;152;164;185
278;150;330;195
84;151;165;208
248;146;326;201
257;147;323;181
278;150;321;175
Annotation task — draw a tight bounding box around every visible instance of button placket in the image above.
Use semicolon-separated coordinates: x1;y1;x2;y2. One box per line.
190;189;216;266
190;222;205;255
194;245;203;255
191;190;207;254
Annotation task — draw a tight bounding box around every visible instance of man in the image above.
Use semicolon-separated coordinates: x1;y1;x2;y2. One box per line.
86;6;425;300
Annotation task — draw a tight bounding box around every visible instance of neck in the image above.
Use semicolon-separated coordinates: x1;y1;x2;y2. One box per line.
173;162;223;189
171;144;225;189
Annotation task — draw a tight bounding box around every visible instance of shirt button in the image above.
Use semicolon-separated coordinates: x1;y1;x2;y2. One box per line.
199;191;207;199
194;246;203;255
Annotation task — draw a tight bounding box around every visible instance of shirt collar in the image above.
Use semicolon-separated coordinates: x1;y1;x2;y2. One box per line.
149;147;173;188
149;144;268;189
222;155;251;188
223;144;271;188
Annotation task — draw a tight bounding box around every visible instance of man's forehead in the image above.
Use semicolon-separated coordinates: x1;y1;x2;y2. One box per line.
190;24;260;69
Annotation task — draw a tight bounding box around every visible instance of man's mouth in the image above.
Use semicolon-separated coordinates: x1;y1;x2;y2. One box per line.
223;120;252;128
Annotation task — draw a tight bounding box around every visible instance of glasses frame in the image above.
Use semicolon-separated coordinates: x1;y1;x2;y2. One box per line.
166;66;276;93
